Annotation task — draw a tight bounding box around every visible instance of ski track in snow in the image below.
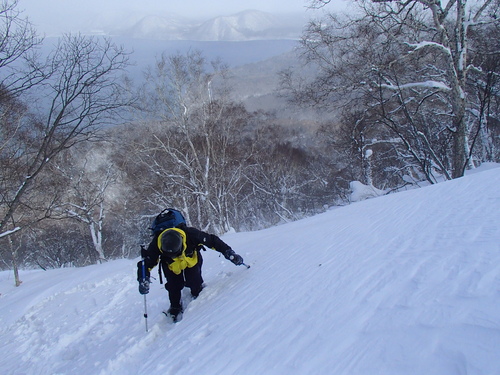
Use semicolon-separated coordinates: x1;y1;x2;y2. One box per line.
2;269;139;374
0;165;499;375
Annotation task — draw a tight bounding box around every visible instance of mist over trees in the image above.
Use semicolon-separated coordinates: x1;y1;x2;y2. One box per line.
1;0;498;279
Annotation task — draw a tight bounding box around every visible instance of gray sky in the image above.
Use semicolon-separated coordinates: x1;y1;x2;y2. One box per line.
18;0;336;35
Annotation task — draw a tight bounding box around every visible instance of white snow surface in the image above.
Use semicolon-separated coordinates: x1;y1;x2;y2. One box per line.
1;164;499;375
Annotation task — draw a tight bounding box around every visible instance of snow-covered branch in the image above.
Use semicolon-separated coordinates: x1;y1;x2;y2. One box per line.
381;80;451;91
406;41;452;57
0;226;21;239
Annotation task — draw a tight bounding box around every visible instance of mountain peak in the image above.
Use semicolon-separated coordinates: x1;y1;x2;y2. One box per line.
122;9;301;41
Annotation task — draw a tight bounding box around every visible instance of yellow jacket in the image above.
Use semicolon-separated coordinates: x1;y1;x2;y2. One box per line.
157;228;198;275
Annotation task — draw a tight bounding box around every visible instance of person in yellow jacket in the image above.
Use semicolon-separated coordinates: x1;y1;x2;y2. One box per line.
137;224;244;321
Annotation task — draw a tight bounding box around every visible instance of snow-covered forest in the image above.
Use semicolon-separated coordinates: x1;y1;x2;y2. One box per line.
1;0;499;282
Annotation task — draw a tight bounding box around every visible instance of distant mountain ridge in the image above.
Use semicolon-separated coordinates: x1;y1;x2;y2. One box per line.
124;14;191;39
119;10;302;41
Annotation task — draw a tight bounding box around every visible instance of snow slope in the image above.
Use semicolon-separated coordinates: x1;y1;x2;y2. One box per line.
1;165;499;375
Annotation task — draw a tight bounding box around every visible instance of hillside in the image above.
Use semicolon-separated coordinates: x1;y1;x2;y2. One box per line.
0;164;499;375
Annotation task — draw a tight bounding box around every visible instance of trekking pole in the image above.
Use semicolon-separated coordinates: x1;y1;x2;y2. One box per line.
240;262;251;269
143;294;149;332
141;259;149;332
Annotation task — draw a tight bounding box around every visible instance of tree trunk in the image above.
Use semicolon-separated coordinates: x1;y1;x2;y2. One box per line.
452;98;468;178
9;237;22;287
89;222;106;263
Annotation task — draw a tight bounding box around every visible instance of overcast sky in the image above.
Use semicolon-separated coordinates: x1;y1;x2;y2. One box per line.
19;0;311;16
18;0;339;35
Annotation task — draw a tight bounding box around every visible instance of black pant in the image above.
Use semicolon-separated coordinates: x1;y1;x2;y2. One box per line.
163;251;203;307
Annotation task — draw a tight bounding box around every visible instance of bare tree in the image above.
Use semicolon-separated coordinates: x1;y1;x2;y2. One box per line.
58;149;118;263
138;51;253;234
240;121;334;225
0;0;45;96
466;22;500;164
0;30;131;284
23;223;92;269
291;0;499;181
1;34;130;237
369;0;498;178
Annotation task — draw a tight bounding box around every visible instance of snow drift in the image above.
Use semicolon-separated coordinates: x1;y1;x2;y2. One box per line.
1;164;499;375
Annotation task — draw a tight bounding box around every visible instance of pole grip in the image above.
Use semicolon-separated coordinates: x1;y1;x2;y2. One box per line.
141;259;145;279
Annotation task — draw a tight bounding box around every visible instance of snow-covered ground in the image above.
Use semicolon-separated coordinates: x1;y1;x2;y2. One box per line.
1;164;499;375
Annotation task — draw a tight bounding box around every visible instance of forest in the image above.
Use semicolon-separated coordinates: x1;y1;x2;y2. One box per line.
1;0;499;285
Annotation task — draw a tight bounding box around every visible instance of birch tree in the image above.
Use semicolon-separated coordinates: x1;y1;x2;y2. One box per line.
371;0;498;178
138;51;253;234
294;0;499;180
63;159;116;263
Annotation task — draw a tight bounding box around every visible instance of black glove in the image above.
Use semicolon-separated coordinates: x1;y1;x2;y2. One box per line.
138;277;150;294
224;249;244;266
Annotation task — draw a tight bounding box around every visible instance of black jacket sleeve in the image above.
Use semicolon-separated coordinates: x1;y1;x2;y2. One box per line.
183;226;232;255
145;235;162;267
137;236;162;280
